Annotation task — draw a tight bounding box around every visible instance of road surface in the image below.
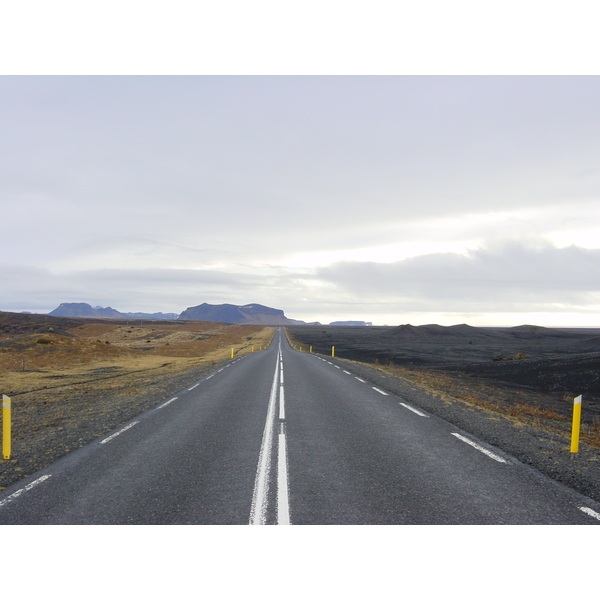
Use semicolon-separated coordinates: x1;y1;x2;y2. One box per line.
1;328;599;524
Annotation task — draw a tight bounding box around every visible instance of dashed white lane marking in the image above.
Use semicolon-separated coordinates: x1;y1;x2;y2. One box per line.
372;387;388;395
0;475;52;508
399;402;428;417
206;374;215;380
355;377;366;383
188;383;200;390
451;433;508;463
334;365;341;369
156;397;178;410
99;421;140;444
579;506;600;521
343;370;351;374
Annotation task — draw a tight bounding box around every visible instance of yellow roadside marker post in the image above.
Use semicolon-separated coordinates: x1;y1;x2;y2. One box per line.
231;348;234;359
310;346;312;353
331;346;335;357
571;395;583;454
2;394;11;460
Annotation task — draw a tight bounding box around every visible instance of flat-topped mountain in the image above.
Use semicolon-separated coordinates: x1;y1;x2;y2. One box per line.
48;303;178;320
178;303;306;325
46;302;307;325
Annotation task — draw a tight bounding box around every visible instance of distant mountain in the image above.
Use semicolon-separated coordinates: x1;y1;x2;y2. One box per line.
48;303;178;320
178;303;306;325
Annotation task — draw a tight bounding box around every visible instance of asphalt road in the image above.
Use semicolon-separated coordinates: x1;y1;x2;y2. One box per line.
1;328;600;524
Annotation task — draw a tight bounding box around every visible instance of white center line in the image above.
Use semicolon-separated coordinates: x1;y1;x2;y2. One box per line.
249;349;281;525
451;433;508;463
277;426;290;525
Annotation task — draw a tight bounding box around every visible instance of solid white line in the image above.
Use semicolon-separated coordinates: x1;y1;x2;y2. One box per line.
372;387;388;395
277;431;291;525
580;506;600;521
249;350;280;525
99;421;140;443
279;384;285;420
451;433;508;463
0;475;52;508
399;402;428;417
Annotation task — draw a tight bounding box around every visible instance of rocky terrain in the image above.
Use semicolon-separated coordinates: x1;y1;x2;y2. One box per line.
285;324;600;445
0;311;274;490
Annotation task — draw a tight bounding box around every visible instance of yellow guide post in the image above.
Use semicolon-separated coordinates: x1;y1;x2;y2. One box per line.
332;346;335;357
231;348;234;359
571;394;582;453
310;346;312;353
2;394;11;460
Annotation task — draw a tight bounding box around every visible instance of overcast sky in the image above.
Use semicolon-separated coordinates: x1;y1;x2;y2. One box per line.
2;75;600;326
2;0;600;328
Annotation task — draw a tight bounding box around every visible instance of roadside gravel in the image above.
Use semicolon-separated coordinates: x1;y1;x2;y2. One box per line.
331;356;600;504
0;360;225;491
4;349;600;508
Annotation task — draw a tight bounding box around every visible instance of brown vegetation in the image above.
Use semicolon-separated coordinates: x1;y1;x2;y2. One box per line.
0;313;275;489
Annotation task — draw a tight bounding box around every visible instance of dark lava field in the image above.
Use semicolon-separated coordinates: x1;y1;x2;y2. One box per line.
286;324;600;404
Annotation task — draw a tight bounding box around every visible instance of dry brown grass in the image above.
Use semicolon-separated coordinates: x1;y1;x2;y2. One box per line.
1;322;275;399
364;362;600;450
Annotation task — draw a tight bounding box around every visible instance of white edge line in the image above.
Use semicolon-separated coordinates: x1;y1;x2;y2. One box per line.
579;506;600;521
451;433;508;463
99;421;140;444
399;402;428;417
0;475;52;508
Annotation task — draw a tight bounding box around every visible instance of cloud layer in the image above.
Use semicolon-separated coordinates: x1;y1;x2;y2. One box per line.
2;76;600;325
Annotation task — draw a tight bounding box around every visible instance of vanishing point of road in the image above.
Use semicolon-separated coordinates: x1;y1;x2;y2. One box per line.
1;328;599;524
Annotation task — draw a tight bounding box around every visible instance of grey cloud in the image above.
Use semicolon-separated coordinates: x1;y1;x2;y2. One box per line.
315;242;600;313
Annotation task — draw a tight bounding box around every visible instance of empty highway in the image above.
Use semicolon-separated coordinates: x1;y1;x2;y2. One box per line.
1;328;599;524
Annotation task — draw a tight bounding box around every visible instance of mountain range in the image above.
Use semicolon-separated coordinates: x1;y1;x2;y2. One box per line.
47;302;311;325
